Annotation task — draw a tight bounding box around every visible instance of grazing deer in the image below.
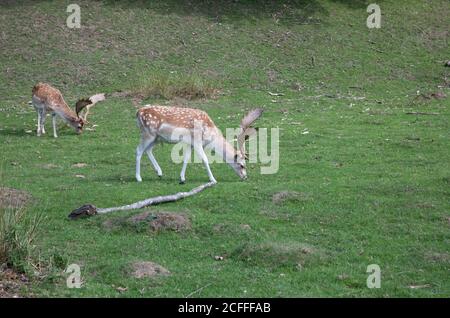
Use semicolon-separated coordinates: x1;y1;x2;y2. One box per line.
135;105;263;184
31;83;104;137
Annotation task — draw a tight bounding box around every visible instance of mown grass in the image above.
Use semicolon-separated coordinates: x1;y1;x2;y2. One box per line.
0;0;449;297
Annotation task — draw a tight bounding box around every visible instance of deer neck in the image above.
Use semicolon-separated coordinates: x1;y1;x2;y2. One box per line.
211;132;237;165
57;103;80;126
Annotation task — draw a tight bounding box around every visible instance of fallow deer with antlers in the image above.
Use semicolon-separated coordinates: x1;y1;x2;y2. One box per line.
135;105;263;184
31;83;105;138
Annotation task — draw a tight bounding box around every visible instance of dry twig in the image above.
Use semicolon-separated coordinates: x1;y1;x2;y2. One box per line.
68;182;216;219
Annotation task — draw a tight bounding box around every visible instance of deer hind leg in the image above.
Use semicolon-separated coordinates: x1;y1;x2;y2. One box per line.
179;145;192;184
145;143;162;178
36;109;41;136
193;143;217;184
32;100;43;136
136;135;156;182
39;109;46;135
52;113;58;138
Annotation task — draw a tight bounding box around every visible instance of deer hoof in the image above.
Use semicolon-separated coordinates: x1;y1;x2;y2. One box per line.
179;180;185;184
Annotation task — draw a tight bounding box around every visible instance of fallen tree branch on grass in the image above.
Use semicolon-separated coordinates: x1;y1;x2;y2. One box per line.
68;182;216;219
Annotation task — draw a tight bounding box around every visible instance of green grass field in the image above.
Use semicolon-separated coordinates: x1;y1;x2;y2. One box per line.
0;0;449;297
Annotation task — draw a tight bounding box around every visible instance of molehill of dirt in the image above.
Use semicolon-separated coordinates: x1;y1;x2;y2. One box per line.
0;187;33;209
130;261;170;278
103;211;191;233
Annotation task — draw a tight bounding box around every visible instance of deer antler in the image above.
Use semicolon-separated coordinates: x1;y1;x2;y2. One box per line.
75;98;91;117
75;93;106;122
238;108;263;159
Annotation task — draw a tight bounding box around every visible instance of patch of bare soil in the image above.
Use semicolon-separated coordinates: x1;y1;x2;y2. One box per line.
272;191;309;204
0;187;33;209
103;211;191;233
129;211;191;232
109;90;133;98
0;268;30;298
130;261;170;278
39;163;60;169
109;90;145;108
425;252;450;264
413;91;447;103
212;223;251;235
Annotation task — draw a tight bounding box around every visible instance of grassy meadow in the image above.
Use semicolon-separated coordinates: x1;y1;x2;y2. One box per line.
0;0;449;297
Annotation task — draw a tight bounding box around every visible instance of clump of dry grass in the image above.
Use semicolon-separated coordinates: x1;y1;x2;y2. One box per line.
131;71;219;101
0;206;43;272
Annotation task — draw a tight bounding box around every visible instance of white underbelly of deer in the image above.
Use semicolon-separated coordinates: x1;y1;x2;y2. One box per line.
135;105;263;184
157;123;192;144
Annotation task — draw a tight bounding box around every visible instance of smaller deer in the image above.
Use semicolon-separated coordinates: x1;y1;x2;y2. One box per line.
135;105;263;183
31;83;104;138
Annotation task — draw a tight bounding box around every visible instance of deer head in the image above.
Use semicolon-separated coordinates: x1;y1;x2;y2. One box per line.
69;115;85;134
230;108;263;180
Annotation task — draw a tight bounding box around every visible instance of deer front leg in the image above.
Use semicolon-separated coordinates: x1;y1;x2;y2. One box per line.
52;114;58;138
193;143;217;184
179;146;192;184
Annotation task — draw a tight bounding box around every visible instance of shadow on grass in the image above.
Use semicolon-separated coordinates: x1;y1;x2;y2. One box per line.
102;0;329;25
92;173;244;184
0;0;53;7
0;128;31;137
329;0;381;9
